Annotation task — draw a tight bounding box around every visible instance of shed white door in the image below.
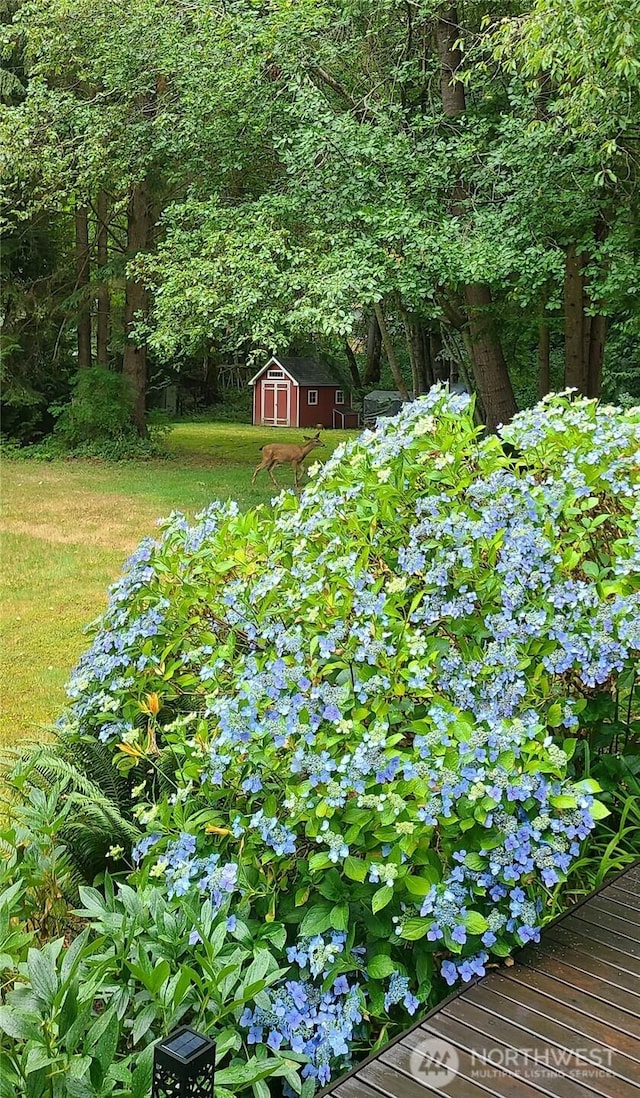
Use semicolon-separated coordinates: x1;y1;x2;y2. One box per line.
262;382;290;426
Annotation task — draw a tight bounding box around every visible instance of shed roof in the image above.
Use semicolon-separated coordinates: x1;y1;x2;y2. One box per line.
250;356;343;387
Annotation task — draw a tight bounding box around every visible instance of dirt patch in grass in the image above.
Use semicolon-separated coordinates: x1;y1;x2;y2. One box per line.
2;507;158;552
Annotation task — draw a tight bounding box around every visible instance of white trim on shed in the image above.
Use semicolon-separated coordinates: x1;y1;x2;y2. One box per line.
248;355;299;387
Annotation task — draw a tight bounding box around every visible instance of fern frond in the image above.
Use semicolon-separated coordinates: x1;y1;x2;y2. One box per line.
2;731;140;884
64;791;141;842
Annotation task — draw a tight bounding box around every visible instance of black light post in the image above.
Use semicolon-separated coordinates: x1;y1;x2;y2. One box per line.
152;1026;216;1097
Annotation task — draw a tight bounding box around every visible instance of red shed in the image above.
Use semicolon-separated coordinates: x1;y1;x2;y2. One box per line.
249;355;359;429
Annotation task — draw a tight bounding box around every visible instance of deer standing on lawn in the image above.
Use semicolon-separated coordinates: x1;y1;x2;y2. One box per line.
251;432;325;489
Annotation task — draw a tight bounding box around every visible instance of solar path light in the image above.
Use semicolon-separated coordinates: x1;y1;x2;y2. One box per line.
152;1026;216;1097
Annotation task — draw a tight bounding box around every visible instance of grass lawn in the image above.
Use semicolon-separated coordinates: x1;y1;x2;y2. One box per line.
1;422;354;745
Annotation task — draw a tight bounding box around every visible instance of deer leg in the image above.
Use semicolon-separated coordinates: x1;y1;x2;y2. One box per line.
267;462;279;488
251;459;267;485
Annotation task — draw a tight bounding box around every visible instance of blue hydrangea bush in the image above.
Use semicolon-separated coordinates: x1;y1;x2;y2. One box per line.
61;390;640;1091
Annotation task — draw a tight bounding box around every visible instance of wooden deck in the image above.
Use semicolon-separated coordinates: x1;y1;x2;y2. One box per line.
322;863;640;1098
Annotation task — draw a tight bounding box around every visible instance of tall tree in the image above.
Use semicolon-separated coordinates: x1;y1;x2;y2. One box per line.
75;204;91;368
96;189;110;367
373;302;409;401
364;313;382;385
494;0;640;398
123;182;150;433
538;321;550;398
343;338;362;391
437;5;517;430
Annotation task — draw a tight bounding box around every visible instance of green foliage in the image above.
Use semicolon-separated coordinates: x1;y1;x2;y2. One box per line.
3;0;639;440
40;368;169;460
0;726;141;932
0;865;308;1097
602;322;640;405
544;668;640;906
0;760;295;1094
493;0;640;143
173;388;254;426
0;933;136;1098
0;862;35;978
205;389;253;425
52;368;136;448
45;391;639;1088
0;212;76;444
135;0;638;377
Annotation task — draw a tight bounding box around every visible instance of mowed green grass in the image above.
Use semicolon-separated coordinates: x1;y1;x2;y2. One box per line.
1;422;355;744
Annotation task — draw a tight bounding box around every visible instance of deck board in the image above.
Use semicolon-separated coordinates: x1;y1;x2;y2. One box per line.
322;863;640;1097
440;999;614;1098
544;924;640;979
564;915;640;958
604;876;639;898
411;1017;594;1098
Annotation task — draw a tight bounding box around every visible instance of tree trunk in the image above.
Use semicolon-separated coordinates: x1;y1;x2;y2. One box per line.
585;214;610;399
538;319;550;398
96;190;109;367
364;312;382;384
582;296;592;380
564;243;608;397
419;324;435;391
437;8;515;429
75;204;91;369
401;312;434;396
344;338;362;391
203;350;220;403
373;301;409;401
435;6;466;117
587;314;606;398
562;209;611;397
429;327;448;383
463;284;517;432
400;308;423;396
123;182;150;435
564;244;587;392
